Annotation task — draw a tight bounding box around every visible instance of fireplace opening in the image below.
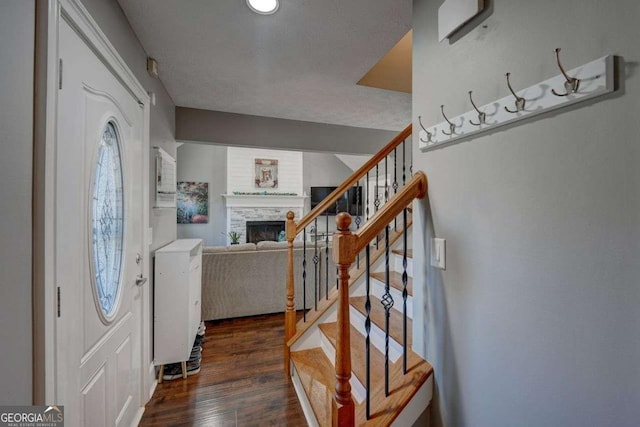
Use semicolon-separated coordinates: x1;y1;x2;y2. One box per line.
245;220;286;243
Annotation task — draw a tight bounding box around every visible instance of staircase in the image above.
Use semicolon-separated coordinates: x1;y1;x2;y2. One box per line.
283;125;434;426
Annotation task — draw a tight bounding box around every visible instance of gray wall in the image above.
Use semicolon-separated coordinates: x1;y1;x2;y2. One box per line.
303;152;354;233
176;144;228;246
412;1;640;426
0;0;34;405
81;0;177;252
176;107;396;155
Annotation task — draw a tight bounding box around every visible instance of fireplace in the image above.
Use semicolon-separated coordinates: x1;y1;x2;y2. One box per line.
246;220;286;243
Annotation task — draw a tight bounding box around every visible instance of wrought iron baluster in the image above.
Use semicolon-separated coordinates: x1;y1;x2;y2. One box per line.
365;244;372;420
402;207;409;374
375;163;380;249
325;208;329;300
313;219;319;311
366;172;370;223
382;224;394;397
355;181;362;269
393;147;399;231
303;228;307;322
385;155;389;204
402;139;407;186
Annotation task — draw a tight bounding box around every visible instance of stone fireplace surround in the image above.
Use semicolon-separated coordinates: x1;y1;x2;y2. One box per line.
222;194;307;245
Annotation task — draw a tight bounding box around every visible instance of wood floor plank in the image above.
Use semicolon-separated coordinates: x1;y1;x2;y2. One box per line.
140;313;306;427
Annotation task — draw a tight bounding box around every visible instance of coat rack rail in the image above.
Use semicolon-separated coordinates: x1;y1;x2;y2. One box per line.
419;54;615;152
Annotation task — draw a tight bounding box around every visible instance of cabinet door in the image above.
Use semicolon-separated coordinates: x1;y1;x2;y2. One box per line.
188;255;201;343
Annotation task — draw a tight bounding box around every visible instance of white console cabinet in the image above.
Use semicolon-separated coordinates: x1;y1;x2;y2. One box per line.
154;238;203;378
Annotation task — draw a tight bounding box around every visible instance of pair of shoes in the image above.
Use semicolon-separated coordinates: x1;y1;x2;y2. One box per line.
187;357;201;372
190;345;202;357
189;348;202;362
162;363;185;381
194;334;205;347
161;358;202;381
197;322;206;336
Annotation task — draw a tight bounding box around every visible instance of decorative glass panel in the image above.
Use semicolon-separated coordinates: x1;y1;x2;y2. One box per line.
91;122;124;318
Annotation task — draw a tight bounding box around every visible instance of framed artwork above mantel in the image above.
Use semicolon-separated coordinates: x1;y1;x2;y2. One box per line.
254;158;278;188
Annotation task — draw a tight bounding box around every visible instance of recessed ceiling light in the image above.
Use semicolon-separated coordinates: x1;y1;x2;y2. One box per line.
246;0;279;15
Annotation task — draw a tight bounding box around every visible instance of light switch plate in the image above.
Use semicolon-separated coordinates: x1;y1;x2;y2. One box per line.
431;238;446;270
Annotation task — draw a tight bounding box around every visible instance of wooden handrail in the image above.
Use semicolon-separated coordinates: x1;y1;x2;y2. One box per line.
352;172;426;253
295;124;412;233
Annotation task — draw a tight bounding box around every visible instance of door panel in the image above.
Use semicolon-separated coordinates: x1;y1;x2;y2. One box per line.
56;16;144;427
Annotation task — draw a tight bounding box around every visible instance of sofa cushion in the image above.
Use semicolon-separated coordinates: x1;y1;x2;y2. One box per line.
203;245;228;253
256;241;288;250
227;243;256;252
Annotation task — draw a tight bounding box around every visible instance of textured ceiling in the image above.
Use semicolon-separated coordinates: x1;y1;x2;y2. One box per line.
116;0;412;131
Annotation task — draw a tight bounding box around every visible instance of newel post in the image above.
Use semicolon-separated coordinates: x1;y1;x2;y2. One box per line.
284;211;297;377
332;213;357;426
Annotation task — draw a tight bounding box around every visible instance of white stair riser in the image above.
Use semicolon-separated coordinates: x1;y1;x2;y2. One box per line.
319;333;366;404
350;306;403;363
290;304;338;352
371;278;413;320
393;252;413;278
390;374;433;427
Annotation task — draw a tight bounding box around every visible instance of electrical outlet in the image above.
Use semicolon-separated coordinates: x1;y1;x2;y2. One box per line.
430;238;446;270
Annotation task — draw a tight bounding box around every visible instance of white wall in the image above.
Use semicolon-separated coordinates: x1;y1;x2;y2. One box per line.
227;147;303;194
176;143;227;246
412;1;640;426
0;0;34;404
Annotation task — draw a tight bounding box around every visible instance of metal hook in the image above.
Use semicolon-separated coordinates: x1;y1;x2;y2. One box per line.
468;91;486;126
504;72;526;114
418;116;433;143
551;48;580;96
440;105;456;136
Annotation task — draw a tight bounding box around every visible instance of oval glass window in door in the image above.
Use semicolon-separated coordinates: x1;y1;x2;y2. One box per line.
91;121;125;319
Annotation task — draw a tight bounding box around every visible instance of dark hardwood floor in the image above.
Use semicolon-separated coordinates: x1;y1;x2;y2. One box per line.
140;313;306;426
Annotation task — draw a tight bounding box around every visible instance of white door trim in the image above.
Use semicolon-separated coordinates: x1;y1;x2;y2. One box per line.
39;0;151;411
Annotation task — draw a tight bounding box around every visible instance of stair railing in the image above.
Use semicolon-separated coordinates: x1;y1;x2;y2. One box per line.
332;172;427;424
284;124;412;375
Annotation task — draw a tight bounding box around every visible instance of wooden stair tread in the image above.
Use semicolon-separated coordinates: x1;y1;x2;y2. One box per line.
350;296;413;348
318;322;386;391
290;348;334;426
317;323;434;425
391;248;413;259
370;271;413;296
357;351;432;425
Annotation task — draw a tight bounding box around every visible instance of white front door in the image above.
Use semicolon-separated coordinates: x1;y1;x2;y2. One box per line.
55;16;145;427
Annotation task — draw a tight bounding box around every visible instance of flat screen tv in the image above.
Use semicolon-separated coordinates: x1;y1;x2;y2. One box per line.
310;186;363;216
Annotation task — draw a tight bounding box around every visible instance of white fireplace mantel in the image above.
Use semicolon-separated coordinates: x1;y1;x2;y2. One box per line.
222;194;308;209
